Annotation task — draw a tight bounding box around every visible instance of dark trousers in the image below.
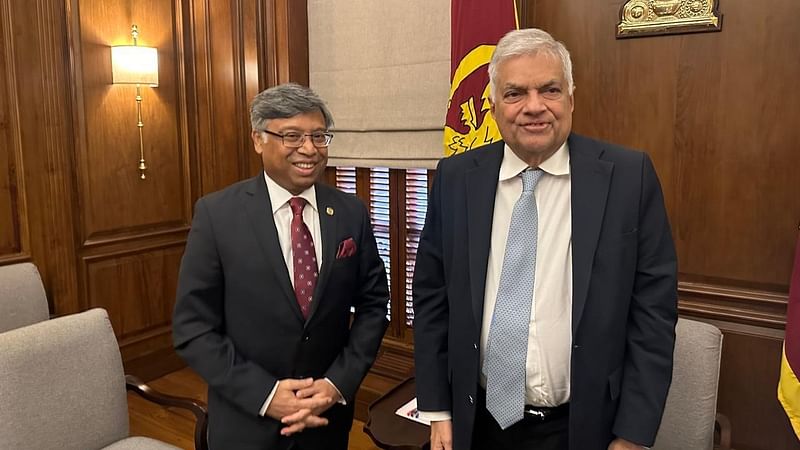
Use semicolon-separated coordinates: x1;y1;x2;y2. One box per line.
471;388;569;450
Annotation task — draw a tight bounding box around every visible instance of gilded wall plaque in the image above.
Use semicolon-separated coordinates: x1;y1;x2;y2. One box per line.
617;0;722;38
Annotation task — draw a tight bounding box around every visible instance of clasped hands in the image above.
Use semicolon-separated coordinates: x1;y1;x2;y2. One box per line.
265;377;340;436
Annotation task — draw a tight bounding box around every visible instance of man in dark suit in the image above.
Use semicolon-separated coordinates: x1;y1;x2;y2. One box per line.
173;83;389;450
413;28;677;450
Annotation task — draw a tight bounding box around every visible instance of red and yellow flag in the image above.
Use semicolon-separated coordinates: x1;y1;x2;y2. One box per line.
779;230;800;438
444;0;518;156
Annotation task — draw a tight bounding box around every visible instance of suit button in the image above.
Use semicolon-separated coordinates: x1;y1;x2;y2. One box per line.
468;395;474;405
303;335;310;341
473;343;478;350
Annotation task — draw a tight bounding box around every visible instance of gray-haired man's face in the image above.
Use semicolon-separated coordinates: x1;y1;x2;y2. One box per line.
490;52;574;167
251;110;329;195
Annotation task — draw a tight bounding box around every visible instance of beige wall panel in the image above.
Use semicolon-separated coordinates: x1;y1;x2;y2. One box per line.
0;21;21;256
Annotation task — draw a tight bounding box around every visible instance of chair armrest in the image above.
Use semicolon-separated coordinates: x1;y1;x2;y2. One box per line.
714;412;732;450
125;374;208;450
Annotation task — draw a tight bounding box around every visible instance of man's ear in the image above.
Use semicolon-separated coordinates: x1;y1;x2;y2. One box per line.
251;130;264;153
569;85;576;112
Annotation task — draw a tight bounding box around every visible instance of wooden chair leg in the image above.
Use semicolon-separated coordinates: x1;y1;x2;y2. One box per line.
714;412;732;450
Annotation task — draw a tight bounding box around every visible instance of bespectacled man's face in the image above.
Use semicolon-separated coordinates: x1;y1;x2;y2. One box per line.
490;52;574;166
251;110;329;195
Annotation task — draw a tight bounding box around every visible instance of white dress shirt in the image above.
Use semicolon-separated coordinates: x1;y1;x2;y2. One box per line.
265;173;323;281
420;142;573;422
259;172;343;416
480;143;573;407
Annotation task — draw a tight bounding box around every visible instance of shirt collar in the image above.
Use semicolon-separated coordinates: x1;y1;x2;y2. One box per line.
263;171;318;214
499;140;571;181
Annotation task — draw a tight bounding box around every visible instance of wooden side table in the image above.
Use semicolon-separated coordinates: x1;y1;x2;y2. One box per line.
363;377;430;450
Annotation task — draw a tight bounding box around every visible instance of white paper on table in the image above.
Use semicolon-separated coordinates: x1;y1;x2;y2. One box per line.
394;397;431;426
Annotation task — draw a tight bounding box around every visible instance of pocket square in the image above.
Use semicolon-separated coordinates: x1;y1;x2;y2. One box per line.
336;237;357;259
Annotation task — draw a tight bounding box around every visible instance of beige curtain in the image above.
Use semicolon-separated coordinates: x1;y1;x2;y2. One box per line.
308;0;450;169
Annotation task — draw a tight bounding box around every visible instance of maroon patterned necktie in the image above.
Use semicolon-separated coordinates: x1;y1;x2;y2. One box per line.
289;197;318;319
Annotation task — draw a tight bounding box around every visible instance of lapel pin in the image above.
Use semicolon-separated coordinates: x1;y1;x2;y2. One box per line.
326;207;334;216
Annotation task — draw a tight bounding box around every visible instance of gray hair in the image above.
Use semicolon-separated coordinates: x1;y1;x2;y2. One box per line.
249;83;334;130
488;28;574;100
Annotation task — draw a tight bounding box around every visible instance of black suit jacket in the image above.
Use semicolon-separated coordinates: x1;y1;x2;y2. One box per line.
173;175;389;450
413;134;678;450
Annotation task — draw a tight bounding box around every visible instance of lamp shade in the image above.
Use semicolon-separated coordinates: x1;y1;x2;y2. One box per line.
111;45;159;86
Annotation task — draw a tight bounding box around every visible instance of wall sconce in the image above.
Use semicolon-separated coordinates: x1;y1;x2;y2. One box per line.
111;24;158;180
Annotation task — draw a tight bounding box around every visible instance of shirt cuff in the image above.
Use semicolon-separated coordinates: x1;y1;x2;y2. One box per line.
259;380;280;416
324;377;346;405
418;410;452;421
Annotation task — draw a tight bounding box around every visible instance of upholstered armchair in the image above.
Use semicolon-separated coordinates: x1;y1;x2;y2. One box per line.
652;317;732;450
0;262;49;333
0;308;207;450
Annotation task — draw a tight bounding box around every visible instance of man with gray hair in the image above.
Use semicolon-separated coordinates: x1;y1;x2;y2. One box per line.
413;28;677;450
174;83;389;449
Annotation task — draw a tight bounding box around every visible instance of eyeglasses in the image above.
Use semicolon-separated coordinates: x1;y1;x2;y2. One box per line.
260;129;334;148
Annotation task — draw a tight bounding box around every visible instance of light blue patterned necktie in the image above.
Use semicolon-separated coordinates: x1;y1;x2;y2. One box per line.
484;168;545;429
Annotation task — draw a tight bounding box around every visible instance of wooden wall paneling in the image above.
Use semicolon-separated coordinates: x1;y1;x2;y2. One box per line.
679;281;790;329
178;0;200;204
187;0;244;194
239;0;265;177
172;0;196;214
386;169;406;339
322;166;336;185
0;2;27;261
285;0;309;86
73;0;189;244
669;0;800;291
355;167;371;205
230;0;251;180
515;0;529;27
187;0;265;196
263;0;309;87
83;242;184;346
520;0;535;28
262;0;281;87
8;0;79;313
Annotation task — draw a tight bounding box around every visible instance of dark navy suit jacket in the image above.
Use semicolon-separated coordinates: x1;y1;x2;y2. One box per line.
174;175;389;450
413;134;678;449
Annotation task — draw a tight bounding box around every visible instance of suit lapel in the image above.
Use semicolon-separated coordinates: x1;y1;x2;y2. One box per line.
242;175;305;323
466;143;503;331
307;184;338;324
569;134;613;336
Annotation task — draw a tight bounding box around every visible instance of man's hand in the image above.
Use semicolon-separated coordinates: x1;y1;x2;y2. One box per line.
430;420;453;450
264;378;331;436
295;378;341;416
608;438;646;449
